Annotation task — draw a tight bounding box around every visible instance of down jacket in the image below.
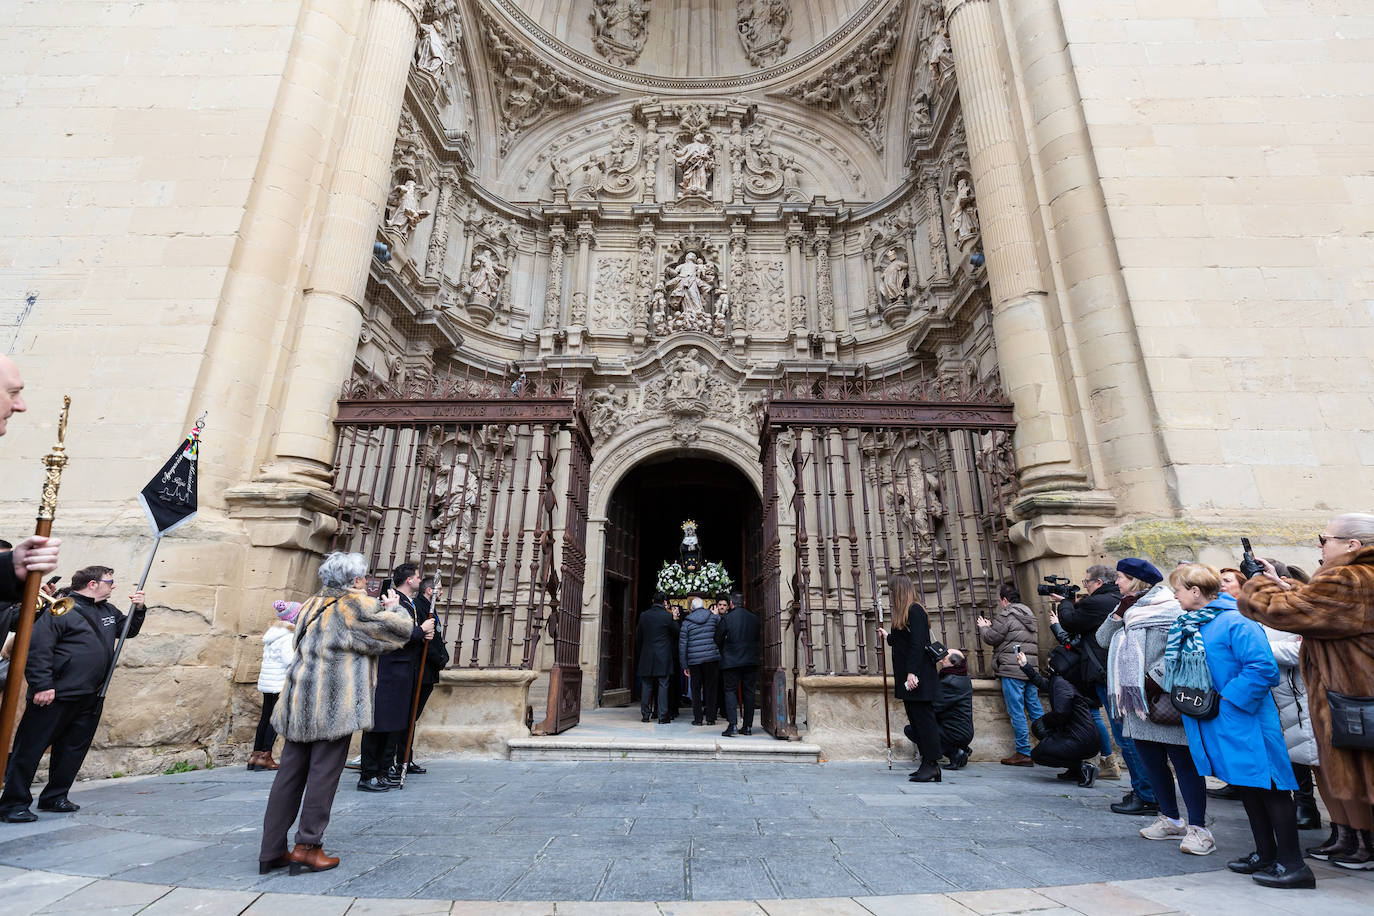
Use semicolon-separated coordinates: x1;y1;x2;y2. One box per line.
1265;625;1318;767
257;623;295;694
980;601;1039;679
1242;546;1374;803
271;587;413;743
679;606;721;666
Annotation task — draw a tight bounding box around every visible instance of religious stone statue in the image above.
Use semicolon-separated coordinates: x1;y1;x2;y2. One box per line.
428;452;480;564
665;251;713;314
736;0;792;67
467;248;508;301
385;178;430;239
590;0;650;68
667;354;709;403
549;156;570;198
879;249;910;303
928;27;956;88
415;20;455;80
589;385;629;442
674;133;715;196
948;177;980;245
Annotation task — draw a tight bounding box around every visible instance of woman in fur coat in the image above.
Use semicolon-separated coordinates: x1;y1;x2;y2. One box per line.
257;552;413;877
1241;513;1374;871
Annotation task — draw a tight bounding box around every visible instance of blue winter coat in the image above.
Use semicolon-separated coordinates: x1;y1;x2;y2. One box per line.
679;607;721;666
1181;594;1296;790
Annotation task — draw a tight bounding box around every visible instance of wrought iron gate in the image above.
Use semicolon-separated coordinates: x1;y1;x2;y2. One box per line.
756;372;1018;727
328;371;591;733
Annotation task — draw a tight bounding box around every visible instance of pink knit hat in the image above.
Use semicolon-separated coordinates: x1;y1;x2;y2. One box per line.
273;600;302;622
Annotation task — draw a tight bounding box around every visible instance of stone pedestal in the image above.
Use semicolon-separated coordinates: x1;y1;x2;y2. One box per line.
798;675;1014;762
413;668;539;757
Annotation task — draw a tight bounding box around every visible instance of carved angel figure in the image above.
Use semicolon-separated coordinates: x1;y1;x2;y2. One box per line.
589;385;630;442
666;354;709;402
590;0;650;67
468;248;508;301
674;133;715;195
385;179;430;238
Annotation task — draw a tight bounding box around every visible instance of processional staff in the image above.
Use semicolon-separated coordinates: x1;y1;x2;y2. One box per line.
0;397;71;782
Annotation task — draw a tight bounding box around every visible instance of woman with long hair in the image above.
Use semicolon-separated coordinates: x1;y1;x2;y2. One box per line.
877;573;941;783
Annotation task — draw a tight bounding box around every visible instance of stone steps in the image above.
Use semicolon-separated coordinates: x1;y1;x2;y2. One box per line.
507;735;822;763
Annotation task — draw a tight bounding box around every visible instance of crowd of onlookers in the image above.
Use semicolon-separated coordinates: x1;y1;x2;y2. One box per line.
884;511;1374;891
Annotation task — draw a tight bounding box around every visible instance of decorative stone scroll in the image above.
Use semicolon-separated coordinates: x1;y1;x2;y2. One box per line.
780;5;902;151
590;0;650;68
736;0;792;67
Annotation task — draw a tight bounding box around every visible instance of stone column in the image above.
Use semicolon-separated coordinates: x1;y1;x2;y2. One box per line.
942;0;1085;496
566;219;594;352
785;218;808;352
633;219;655;348
1005;0;1174;515
424;175;455;282
814;222;836;335
259;0;423;486
642;117;659;203
543;221;568;332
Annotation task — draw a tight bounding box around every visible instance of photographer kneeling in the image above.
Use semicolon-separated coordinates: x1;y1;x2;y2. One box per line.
1047;566;1120;778
1019;647;1100;787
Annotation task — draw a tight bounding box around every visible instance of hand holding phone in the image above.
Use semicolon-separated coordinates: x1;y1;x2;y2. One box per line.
1239;537;1264;579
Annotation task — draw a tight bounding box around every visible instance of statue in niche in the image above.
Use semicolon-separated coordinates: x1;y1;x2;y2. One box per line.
467;248;508;301
385;178;430;240
673;133;715;196
948;178;980;245
879;249;910;304
781;154;805;201
590;0;650;68
571;156;606;200
415;20;455;80
666;353;710;403
549;156;570;198
589;385;630;442
428;452;480;564
909;91;933;139
928;26;956;88
665;252;713;314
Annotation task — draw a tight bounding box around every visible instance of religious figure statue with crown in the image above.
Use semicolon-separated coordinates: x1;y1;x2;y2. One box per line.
655;519;732;598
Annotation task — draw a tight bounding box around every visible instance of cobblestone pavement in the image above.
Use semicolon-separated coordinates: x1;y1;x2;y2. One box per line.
0;759;1366;913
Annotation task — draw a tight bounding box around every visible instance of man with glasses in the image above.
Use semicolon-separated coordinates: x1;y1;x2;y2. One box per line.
1;565;145;822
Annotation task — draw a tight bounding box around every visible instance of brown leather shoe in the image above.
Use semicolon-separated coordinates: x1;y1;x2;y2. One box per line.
1000;752;1034;767
247;751;267;771
288;843;339;875
261;752;280;771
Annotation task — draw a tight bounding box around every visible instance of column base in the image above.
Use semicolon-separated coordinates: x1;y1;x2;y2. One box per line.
414;668;539;757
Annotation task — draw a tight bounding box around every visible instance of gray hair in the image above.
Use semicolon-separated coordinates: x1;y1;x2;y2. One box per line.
318;551;368;588
1085;564;1113;585
1329;513;1374;544
689;596;704;611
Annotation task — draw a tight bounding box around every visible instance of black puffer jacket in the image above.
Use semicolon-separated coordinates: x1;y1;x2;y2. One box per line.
935;667;974;751
26;593;145;699
679;606;720;666
1056;582;1121;681
1022;659;1098;759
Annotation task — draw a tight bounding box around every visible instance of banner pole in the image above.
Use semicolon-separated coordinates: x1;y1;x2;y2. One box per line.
98;533;160;699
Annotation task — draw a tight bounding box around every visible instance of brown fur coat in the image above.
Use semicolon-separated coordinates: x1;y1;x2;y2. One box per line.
1240;545;1374;804
271;587;413;743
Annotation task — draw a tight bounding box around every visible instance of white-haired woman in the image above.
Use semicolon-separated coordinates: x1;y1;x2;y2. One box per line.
1241;513;1374;871
258;552;413;876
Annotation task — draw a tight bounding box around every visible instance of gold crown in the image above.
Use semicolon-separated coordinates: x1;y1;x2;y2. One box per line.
681;519;697;531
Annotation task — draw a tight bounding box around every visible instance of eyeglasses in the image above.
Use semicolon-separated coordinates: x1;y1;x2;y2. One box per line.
1318;534;1346;547
99;578;116;584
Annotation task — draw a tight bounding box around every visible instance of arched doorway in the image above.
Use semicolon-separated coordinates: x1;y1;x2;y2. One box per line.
597;453;763;708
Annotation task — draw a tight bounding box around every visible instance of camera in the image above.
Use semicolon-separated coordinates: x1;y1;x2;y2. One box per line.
1035;575;1080;599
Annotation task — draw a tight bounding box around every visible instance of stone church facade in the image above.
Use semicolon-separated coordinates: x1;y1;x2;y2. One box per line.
1;0;1370;771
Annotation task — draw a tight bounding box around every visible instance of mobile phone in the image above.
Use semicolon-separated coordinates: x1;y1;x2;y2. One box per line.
1014;644;1022;654
1241;537;1255;563
365;576;385;598
1239;537;1264;578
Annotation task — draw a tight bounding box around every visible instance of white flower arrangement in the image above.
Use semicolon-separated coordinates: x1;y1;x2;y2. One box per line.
655;560;733;598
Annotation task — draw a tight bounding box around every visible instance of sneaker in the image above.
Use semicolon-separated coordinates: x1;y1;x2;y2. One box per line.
1180;825;1216;856
1139;815;1188;841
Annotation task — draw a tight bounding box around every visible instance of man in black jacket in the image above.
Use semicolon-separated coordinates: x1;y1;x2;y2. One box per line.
0;565;145;822
1055;565;1119;687
358;563;432;792
635;593;678;724
0;355;63;604
934;649;974;768
716;591;759;737
401;576;450;775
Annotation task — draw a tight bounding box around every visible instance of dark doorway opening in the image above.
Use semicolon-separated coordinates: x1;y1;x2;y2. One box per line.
597;454;762;708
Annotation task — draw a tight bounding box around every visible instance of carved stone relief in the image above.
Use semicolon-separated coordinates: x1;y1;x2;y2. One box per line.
590;0;650;67
780;6;902;152
743;257;787;333
591;255;635;330
591;349;760;446
736;0;792;67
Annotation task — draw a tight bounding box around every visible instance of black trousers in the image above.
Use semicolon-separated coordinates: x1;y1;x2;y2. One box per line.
359;729;401;780
259;735;350;862
1239;784;1303;869
0;694;103;813
903;699;941;767
723;666;757;729
689;661;719;723
1030;735;1094;770
641;675;670;720
252;692;279;753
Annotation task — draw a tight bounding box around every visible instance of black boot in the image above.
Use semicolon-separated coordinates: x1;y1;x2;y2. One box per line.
1293;765;1322;831
1308;824;1353;861
908;763;942;783
1330;829;1374;870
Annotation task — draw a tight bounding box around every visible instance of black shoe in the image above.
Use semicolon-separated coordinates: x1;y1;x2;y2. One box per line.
1308;824;1353;860
0;809;38;823
406;762;426;775
37;800;80;813
386;765;403;782
1295;802;1322;831
1056;768;1079;780
642;715;651;723
690;719;703;726
942;748;969;770
356;777;391;792
1228;851;1274;874
1251;861;1316;889
1078;761;1098;788
1110;793;1159;816
1207;783;1241;800
658;718;671;724
909;765;942;783
706;719;717;726
739;726;752;735
721;725;736;737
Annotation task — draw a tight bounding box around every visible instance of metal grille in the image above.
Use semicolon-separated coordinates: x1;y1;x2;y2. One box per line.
329;371;589;678
760;372;1018;682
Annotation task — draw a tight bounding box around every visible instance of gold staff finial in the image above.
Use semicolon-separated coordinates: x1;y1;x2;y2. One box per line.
38;397;72;521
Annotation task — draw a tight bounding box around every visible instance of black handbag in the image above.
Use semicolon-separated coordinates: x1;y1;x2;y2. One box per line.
1145;675;1183;725
1171;684;1220;720
925;641;949;664
1328;690;1374;750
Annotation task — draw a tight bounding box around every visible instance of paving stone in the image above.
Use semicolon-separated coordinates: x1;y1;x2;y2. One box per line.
852;894;981;916
837;854;957;896
328;854;463;898
251;853;394;896
560;901;661;914
15;832;209;878
760;855;871;899
755;898;875;916
596;856;686;900
0;870;96;912
502;854;611;900
1038;882;1178;916
33;877;173;913
947;887;1061;914
242;892;353;915
656;903;769;916
416;857;534;900
498;816;633;836
138;886;261;915
685;856;777;900
450;903;554;915
344;898;453;915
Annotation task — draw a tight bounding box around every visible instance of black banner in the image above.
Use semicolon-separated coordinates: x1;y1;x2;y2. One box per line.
137;427;200;535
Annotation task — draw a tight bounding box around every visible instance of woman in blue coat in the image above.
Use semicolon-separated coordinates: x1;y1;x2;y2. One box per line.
1165;564;1314;890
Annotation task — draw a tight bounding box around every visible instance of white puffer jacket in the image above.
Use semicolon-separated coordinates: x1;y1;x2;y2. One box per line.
1265;625;1318;767
257;623;296;694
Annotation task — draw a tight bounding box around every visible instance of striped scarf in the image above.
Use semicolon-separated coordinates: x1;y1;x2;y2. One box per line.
1162;593;1234;691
